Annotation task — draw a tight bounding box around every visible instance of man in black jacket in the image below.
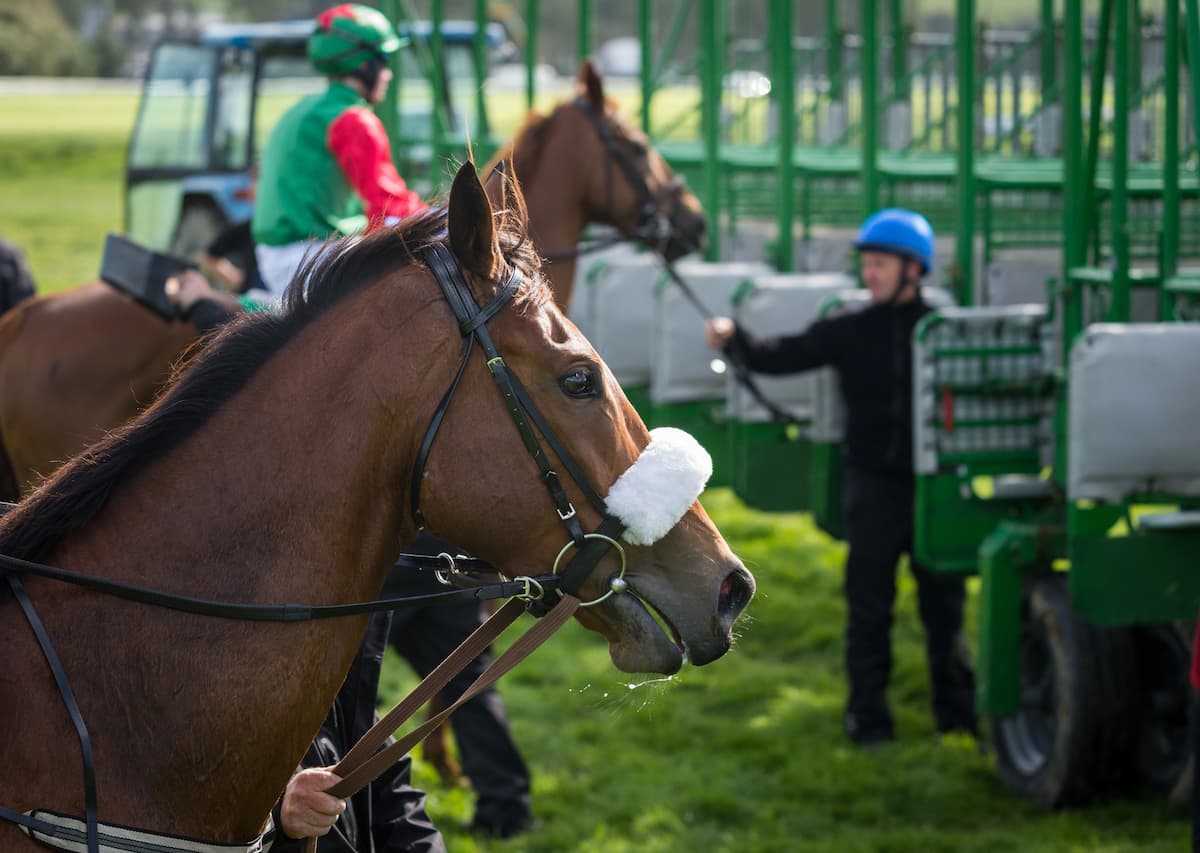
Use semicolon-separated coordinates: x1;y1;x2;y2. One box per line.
271;612;446;852
705;209;977;747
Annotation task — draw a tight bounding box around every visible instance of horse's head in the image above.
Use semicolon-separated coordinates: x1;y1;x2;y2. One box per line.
416;163;751;674
492;61;707;267
571;60;707;260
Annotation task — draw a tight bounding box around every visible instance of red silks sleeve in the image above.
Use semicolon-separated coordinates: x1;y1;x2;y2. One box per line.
328;106;427;229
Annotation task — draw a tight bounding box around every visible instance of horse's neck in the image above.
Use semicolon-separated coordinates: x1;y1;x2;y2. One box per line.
517;150;588;311
1;282;197;496
67;299;413;604
42;282;434;839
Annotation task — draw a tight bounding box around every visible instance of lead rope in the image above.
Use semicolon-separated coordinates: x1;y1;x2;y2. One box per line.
300;595;580;853
657;260;803;424
299;244;628;849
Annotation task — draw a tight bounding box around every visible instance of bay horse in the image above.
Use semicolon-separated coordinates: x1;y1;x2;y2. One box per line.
485;60;706;310
0;162;754;851
0;62;703;503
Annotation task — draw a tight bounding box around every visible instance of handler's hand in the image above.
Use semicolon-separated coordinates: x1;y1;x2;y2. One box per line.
280;768;347;839
164;270;216;312
705;316;736;350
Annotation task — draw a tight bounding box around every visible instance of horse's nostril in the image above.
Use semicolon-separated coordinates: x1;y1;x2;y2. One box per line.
718;567;754;621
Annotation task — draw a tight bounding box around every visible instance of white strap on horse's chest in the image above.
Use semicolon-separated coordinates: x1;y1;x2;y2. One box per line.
20;809;274;853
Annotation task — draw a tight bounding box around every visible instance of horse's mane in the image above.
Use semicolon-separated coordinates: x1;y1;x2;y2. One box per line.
0;204;544;563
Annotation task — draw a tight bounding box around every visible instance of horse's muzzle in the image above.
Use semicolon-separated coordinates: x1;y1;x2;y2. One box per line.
663;213;707;261
718;565;755;630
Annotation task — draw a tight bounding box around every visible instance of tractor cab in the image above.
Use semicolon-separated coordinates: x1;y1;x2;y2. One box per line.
125;18;506;256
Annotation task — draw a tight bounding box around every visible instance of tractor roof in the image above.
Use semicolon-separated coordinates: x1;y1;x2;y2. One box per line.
199;19;506;50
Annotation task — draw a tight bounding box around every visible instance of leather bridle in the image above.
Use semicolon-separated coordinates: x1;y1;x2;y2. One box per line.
541;98;701;262
410;243;628;604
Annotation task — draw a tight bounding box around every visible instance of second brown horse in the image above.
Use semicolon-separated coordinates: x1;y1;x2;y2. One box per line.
0;62;704;500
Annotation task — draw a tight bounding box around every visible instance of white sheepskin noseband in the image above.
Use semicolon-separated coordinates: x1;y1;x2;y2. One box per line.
604;427;712;546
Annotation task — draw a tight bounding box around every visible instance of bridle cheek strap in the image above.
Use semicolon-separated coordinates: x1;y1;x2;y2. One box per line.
318;262;717;826
572;97;686;253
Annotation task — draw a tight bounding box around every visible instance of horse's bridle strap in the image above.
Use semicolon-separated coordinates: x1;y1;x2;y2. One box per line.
410;244;611;544
317;244;638;825
572;97;685;243
0;550;558;621
6;573;100;853
572;97;655;212
507;377;607;514
325;593;580;802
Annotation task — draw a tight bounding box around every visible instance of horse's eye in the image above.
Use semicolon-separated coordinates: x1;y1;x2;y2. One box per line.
559;369;598;398
628;139;649;158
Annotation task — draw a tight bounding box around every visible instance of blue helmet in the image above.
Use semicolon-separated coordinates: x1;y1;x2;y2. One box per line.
853;208;935;274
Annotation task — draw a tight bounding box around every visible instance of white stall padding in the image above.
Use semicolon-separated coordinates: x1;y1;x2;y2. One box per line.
1068;323;1200;503
649;260;773;405
589;252;692;387
566;239;644;339
985;258;1057;306
727;272;856;422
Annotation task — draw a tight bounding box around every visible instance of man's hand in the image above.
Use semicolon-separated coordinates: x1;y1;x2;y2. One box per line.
705;316;736;350
198;251;246;292
164;270;218;312
280;768;347;839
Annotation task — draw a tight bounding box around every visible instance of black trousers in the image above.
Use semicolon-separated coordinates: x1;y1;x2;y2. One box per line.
383;536;532;824
842;467;977;735
1192;696;1199;853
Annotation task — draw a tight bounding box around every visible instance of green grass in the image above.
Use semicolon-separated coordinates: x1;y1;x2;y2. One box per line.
384;490;1188;852
0;93;137;293
0;87;1189;853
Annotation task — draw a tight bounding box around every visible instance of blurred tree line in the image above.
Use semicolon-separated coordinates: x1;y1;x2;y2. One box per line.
0;0;330;76
0;0;857;78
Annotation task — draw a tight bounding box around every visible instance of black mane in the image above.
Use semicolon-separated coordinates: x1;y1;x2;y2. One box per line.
0;206;542;563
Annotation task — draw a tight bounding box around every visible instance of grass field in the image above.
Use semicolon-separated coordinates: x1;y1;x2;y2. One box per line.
0;92;136;293
0;89;1191;852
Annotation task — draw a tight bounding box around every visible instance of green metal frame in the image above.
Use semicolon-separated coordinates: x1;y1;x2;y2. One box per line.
973;0;1200;725
954;0;976;304
1069;503;1200;626
809;440;846;540
395;5;1200;708
910;307;1059;575
729;421;812;512
977;523;1057;716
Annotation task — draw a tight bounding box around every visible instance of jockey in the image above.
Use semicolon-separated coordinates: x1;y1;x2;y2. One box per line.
251;3;426;300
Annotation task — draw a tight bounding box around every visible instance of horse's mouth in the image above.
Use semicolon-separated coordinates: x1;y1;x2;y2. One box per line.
597;581;687;674
626;584;686;656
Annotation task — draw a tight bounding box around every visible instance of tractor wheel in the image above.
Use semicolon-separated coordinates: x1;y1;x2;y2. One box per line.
1129;622;1194;803
991;574;1134;807
171;201;225;259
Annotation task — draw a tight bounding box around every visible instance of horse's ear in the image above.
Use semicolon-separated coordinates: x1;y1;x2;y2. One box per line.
448;161;498;280
579;59;605;112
